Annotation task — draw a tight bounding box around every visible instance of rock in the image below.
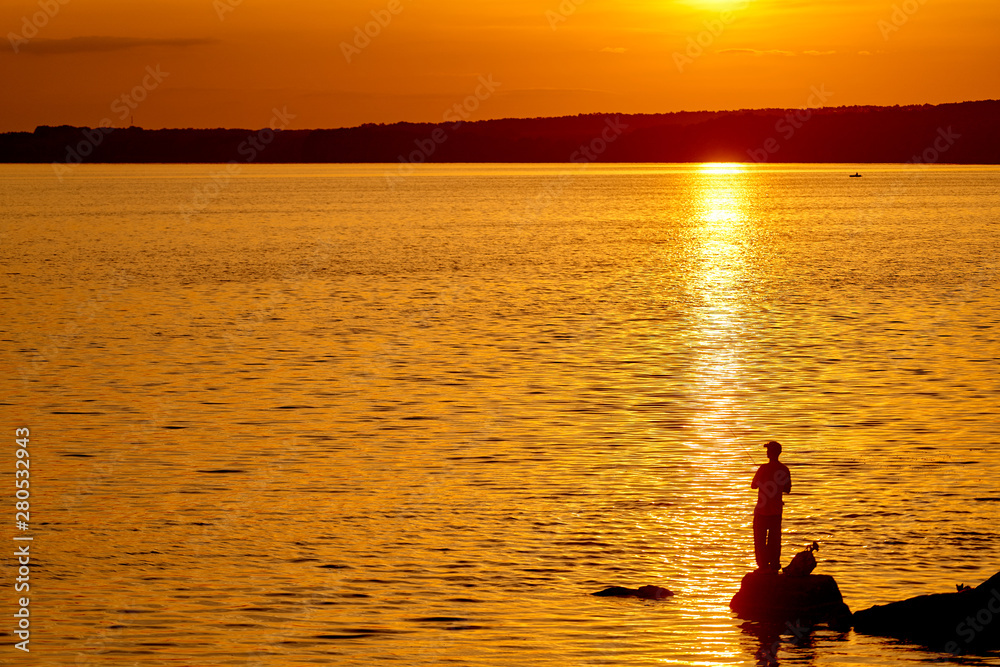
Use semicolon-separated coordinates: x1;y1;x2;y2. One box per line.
592;585;674;600
730;571;851;628
853;570;1000;653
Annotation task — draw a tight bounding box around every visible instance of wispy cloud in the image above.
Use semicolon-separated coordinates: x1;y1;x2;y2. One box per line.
717;48;837;57
1;36;217;55
600;47;626;54
717;48;795;57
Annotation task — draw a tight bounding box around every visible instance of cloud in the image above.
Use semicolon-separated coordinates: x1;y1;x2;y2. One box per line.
717;48;795;57
1;36;217;55
858;50;872;56
716;48;837;57
600;47;626;54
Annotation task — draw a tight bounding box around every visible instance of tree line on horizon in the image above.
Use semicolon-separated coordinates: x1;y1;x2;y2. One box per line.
1;100;998;165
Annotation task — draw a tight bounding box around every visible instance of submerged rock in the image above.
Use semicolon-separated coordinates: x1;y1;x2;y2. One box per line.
730;571;852;628
853;570;1000;653
592;585;674;600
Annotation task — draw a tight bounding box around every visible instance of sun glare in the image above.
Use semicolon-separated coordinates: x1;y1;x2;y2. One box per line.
698;162;747;175
682;0;752;9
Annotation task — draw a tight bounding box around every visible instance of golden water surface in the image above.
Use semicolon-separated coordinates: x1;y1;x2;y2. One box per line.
1;163;999;666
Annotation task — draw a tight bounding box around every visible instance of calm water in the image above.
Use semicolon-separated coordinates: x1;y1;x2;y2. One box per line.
1;163;999;666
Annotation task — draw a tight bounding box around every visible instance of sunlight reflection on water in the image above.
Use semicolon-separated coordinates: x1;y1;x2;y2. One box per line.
1;163;998;666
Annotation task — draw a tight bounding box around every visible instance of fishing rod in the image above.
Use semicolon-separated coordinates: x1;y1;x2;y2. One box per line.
725;423;757;466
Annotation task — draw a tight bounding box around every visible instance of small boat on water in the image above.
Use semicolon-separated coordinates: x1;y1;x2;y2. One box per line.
850;172;862;177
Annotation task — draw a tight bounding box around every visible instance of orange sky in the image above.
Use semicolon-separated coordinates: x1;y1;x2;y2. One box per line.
1;0;997;131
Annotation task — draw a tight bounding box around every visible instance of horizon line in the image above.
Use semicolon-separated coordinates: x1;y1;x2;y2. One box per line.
7;98;998;135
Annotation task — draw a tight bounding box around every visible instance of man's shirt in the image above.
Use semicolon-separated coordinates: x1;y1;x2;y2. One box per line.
752;461;791;516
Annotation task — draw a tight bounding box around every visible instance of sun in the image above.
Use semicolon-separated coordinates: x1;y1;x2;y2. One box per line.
698;162;746;175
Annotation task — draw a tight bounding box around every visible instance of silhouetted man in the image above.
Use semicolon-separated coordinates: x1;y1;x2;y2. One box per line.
751;441;791;572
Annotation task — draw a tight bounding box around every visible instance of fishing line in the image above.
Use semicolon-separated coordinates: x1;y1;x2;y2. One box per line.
726;423;757;466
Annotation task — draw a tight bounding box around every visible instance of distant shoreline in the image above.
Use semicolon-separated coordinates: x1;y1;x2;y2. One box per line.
2;100;998;166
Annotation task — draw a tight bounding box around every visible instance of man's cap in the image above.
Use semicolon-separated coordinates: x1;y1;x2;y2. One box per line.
764;440;782;450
